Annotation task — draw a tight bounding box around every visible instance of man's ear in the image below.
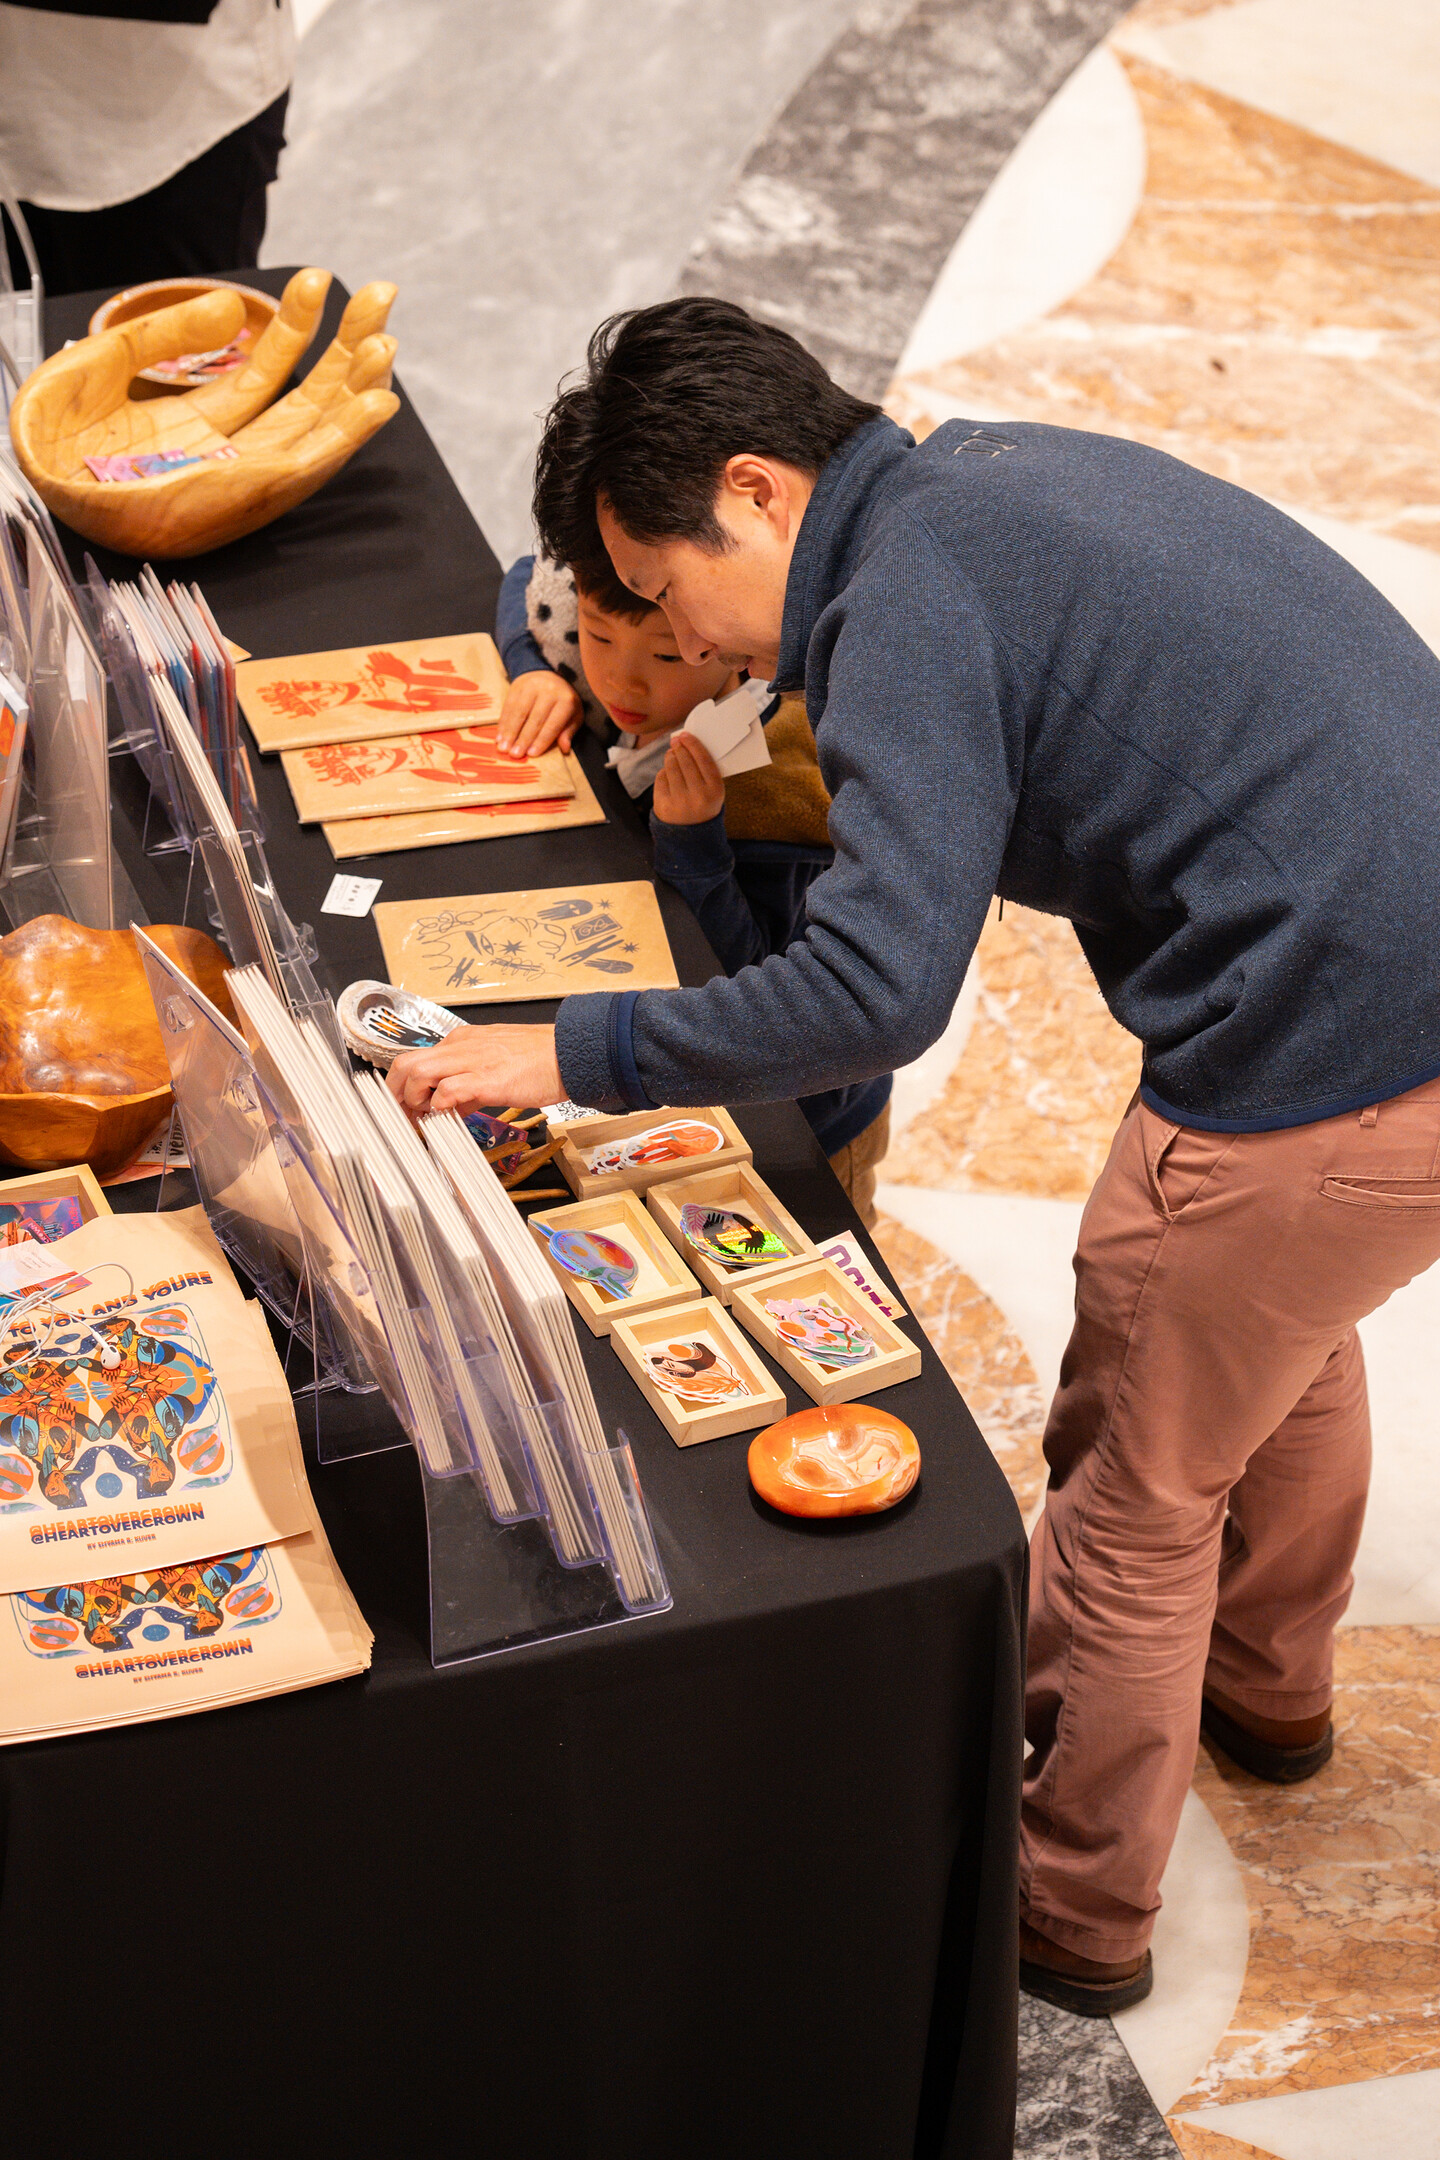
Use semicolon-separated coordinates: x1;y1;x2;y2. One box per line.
720;455;800;540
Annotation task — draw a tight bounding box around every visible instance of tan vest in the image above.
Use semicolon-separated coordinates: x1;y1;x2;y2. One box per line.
722;695;832;847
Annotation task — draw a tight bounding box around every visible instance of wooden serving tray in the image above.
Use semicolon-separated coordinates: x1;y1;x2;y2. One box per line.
552;1105;751;1200
609;1295;787;1446
528;1188;699;1337
728;1256;921;1407
646;1163;818;1306
0;1163;111;1225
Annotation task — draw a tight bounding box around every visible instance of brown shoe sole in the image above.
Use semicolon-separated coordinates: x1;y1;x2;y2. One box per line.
1019;1949;1154;2018
1201;1697;1334;1784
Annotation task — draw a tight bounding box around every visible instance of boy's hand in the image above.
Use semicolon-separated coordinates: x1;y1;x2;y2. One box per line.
654;731;725;825
496;672;583;758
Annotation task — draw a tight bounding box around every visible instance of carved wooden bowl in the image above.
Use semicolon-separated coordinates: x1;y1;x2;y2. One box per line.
8;268;399;560
748;1403;921;1518
0;916;234;1176
88;278;280;392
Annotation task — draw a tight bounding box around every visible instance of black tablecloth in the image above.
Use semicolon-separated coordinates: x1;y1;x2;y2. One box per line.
2;275;1026;2160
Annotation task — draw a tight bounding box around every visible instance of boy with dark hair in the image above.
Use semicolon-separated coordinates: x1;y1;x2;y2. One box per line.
493;542;892;1221
394;295;1440;2019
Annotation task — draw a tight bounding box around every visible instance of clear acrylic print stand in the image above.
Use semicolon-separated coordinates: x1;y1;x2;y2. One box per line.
193;829;346;1064
254;1077;671;1663
91;563;195;857
135;931;371;1399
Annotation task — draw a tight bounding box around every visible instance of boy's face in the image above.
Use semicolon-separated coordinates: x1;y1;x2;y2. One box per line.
576;592;732;737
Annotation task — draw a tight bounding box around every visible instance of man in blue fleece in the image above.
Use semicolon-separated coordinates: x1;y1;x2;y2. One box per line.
490;544;893;1219
392;299;1440;2015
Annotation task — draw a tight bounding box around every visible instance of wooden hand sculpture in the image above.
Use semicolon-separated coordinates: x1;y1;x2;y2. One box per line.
8;268;400;559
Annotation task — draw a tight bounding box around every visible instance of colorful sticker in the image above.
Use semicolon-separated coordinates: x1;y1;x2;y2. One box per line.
642;1336;751;1406
84;445;240;483
540;1226;639;1302
764;1294;876;1370
679;1204;790;1271
13;1547;281;1658
580;1119;725;1176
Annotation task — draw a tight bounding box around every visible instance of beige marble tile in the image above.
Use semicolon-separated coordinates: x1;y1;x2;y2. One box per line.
871;1211;1048;1516
1115;0;1440;193
1123;0;1251;27
889;55;1440;555
883;901;1140;1201
1177;2066;1440;2158
1177;1626;1440;2110
1168;2123;1282;2160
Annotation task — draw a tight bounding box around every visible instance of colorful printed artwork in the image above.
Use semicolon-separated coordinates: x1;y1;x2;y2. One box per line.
763;1293;876;1371
0;1197;84;1248
539;1227;639;1302
282;723;576;824
375;881;679;1007
148;327;253;383
85;445;240;483
679;1204;790;1271
642;1336;751;1406
236;632;511;752
13;1547;279;1657
580;1119;725;1177
0;1302;230;1516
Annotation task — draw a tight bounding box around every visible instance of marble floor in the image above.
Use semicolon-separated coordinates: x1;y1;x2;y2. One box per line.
265;2;1439;2153
878;4;1440;2156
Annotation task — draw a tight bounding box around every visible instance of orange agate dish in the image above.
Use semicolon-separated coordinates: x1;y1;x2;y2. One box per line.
748;1403;920;1518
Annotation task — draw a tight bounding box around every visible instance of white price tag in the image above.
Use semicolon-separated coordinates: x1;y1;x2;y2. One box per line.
322;873;383;918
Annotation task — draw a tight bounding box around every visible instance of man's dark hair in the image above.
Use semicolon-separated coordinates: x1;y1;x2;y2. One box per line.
533;298;881;566
569;548;660;626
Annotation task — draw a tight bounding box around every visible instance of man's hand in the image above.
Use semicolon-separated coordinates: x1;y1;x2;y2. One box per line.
653;731;725;825
387;1025;564;1121
496;673;583;758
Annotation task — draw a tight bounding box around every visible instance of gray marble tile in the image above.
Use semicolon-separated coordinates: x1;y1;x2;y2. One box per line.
1016;1995;1182;2160
264;0;867;561
679;0;1134;398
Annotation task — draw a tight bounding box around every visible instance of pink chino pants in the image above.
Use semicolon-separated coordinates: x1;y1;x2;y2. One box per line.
1022;1076;1440;1961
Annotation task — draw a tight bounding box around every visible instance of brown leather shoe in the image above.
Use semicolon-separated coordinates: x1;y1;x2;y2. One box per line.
1018;1917;1154;2017
1201;1689;1334;1783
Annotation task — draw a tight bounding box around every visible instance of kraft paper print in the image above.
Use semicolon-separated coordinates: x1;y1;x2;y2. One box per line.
281;723;576;825
374;881;679;1006
0;1523;371;1742
237;632;510;752
323;751;605;858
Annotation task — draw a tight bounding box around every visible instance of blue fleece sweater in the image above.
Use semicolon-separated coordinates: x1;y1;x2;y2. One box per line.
556;415;1440;1131
497;555;889;1154
651;812;891;1155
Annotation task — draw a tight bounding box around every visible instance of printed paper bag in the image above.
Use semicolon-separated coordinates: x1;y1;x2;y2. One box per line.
0;1208;312;1596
